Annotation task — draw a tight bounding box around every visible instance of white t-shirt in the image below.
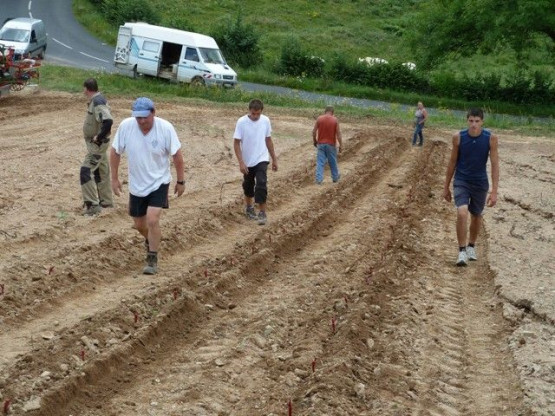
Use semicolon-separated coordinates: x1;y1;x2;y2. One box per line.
233;114;272;167
112;116;182;197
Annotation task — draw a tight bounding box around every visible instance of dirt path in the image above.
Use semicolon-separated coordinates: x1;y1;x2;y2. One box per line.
0;89;553;415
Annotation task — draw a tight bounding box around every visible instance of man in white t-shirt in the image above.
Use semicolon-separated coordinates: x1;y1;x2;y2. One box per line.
233;99;278;225
110;97;185;275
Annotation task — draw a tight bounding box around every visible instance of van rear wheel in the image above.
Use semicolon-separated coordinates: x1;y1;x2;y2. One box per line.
38;47;45;59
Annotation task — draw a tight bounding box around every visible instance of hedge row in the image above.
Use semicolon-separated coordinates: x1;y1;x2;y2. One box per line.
281;48;555;105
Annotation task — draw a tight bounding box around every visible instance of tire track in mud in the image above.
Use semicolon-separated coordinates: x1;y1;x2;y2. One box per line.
394;169;526;414
413;235;526;416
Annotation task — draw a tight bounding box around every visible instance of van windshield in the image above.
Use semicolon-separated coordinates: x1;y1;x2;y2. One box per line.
199;48;225;65
0;28;30;42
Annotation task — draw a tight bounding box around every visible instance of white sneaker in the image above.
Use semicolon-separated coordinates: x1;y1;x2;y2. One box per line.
466;246;477;261
456;250;468;267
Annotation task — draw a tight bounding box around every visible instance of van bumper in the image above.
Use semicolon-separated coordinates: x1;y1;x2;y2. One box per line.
206;80;237;88
205;76;237;88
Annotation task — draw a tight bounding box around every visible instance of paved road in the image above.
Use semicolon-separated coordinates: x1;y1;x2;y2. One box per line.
1;0;114;71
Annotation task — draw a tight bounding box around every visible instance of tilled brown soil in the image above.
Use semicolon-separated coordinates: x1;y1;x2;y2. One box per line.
0;89;553;415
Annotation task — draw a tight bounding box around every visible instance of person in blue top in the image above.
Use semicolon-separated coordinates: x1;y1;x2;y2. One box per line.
443;108;499;266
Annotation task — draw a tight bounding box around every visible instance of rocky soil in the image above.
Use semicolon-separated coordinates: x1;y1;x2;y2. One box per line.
0;89;553;415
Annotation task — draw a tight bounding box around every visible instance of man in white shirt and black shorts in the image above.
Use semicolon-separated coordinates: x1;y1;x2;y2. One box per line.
233;99;278;225
110;97;185;275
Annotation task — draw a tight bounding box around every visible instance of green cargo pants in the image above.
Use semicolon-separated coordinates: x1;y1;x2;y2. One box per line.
80;139;113;207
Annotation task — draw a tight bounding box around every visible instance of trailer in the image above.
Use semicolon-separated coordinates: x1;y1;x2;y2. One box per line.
0;44;41;93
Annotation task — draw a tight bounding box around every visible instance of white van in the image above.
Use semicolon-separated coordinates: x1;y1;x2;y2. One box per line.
114;22;237;87
0;18;47;59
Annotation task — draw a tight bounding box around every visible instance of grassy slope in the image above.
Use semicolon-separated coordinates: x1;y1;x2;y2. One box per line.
67;0;554;126
73;0;418;64
77;0;554;75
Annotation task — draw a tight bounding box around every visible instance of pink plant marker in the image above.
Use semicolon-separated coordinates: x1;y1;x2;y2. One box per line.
365;268;374;284
3;399;11;414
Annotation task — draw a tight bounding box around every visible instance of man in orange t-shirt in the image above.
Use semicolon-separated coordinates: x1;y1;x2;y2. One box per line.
312;106;342;184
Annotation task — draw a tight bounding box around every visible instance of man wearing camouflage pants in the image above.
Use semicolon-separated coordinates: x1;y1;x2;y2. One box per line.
81;78;114;216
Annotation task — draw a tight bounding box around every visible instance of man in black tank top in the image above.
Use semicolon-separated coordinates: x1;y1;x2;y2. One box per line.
442;108;500;266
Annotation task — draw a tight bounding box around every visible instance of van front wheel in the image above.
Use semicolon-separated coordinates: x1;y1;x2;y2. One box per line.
190;77;205;87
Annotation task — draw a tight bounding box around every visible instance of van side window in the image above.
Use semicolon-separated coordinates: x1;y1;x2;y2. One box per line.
185;47;199;62
31;30;36;41
142;40;160;53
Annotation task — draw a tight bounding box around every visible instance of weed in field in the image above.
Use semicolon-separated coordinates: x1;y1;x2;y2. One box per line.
56;211;69;223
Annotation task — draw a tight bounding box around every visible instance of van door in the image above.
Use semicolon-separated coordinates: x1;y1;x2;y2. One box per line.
138;39;161;76
28;29;44;57
177;46;202;83
114;26;132;64
34;22;47;58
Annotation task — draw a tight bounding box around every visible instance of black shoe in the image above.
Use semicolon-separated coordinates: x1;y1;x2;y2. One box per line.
245;205;257;220
257;211;267;225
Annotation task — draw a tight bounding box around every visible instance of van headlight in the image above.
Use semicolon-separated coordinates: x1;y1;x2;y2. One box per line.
214;74;222;79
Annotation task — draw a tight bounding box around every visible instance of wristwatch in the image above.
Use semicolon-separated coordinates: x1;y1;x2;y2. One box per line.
176;180;185;185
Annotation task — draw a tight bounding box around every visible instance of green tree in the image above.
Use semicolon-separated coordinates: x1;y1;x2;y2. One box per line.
212;15;262;69
408;0;554;68
485;0;555;53
275;37;325;78
101;0;159;26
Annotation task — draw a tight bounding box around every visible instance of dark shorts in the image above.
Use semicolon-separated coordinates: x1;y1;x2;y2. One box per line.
453;178;489;216
129;183;169;217
242;161;269;204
